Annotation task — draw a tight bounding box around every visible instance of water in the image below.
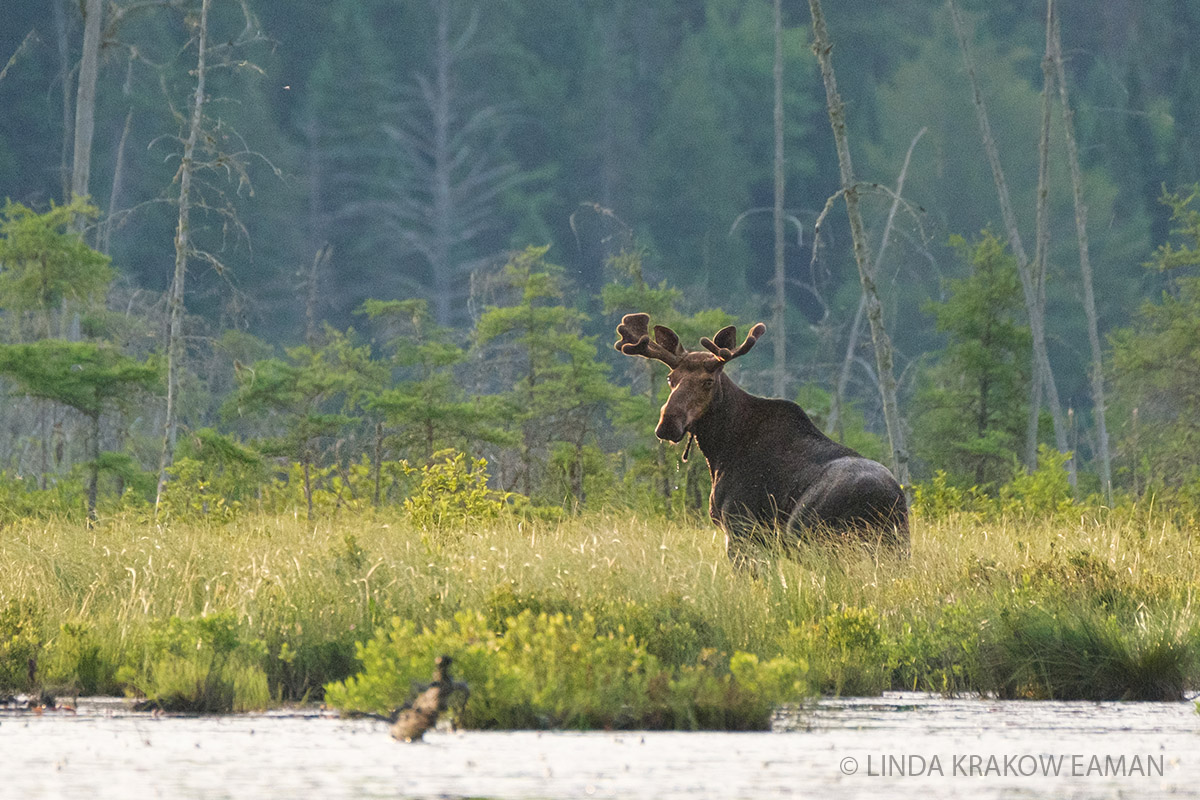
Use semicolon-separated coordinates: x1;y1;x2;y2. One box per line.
4;693;1197;799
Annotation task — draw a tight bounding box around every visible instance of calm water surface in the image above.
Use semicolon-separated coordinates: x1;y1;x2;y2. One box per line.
5;693;1197;799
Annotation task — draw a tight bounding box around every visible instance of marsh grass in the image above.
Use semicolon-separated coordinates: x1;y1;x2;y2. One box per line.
0;501;1197;722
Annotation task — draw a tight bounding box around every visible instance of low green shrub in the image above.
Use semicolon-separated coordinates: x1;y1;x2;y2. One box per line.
324;609;810;730
403;451;524;528
794;605;890;696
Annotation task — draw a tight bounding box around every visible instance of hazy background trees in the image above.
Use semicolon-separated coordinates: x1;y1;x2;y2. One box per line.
2;0;1200;510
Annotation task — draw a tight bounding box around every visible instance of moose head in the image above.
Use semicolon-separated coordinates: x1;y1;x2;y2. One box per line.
615;313;766;443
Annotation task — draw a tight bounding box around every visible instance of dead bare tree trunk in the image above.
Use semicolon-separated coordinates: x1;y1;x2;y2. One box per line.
1050;8;1112;501
70;0;102;224
53;0;74;203
948;0;1074;487
430;0;455;326
808;0;910;488
156;0;210;513
827;126;925;441
100;108;133;255
771;0;787;399
1030;0;1058;473
305;244;332;347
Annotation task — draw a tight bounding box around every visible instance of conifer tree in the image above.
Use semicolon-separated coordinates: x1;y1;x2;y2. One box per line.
1110;189;1200;492
474;246;625;505
0;341;159;520
912;232;1030;488
361;298;511;467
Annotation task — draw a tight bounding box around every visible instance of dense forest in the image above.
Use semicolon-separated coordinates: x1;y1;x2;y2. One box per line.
2;0;1200;518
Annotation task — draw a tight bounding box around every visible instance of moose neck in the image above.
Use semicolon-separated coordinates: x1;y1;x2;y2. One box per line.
689;371;755;467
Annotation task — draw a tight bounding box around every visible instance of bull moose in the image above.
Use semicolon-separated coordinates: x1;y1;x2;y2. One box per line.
615;313;908;556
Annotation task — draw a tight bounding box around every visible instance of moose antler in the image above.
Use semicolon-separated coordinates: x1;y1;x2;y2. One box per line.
700;323;766;362
615;313;684;367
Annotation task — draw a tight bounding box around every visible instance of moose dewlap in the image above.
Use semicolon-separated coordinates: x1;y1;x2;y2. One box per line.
615;313;908;556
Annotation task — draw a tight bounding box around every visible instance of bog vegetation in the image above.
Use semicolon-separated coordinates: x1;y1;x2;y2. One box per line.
4;1;1200;729
2;451;1198;729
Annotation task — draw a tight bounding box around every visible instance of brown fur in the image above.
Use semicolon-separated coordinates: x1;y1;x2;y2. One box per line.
616;314;908;555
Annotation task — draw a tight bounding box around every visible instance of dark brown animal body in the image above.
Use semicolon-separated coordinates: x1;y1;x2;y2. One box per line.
616;314;908;553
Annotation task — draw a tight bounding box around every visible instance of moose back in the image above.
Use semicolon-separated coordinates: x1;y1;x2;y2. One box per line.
615;313;908;554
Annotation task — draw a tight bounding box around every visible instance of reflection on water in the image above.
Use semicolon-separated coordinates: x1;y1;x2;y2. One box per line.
4;693;1197;799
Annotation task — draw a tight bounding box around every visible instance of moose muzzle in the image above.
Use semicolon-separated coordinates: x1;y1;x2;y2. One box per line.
655;404;689;443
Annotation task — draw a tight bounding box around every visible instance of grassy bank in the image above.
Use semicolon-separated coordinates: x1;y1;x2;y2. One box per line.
1;503;1197;726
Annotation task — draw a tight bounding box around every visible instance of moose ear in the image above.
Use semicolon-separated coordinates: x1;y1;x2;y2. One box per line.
711;325;738;351
653;325;684;358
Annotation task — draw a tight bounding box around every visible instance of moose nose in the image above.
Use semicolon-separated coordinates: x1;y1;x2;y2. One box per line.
655;416;686;443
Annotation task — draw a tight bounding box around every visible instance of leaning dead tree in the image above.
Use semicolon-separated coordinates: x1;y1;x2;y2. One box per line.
771;0;787;399
827;126;925;443
807;0;910;488
70;0;103;225
155;0;268;513
948;0;1075;488
157;0;212;512
1050;4;1112;501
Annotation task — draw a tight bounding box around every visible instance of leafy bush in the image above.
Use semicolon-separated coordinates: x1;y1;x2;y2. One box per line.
912;445;1074;519
0;472;83;523
998;445;1075;517
887;603;983;694
793;605;890;695
324;609;809;730
403;451;523;528
912;470;988;521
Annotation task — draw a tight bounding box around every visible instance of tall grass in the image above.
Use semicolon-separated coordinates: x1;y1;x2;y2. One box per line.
1;501;1197;723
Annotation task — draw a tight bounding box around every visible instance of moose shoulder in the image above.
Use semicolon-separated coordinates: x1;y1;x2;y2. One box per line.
615;313;908;555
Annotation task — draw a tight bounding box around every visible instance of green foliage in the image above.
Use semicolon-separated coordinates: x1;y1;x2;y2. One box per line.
362;298;512;462
475;246;626;504
911;232;1030;487
403;451;522;529
157;429;265;521
0;340;159;517
997;445;1075;518
912;470;984;521
0;471;84;522
324;609;809;731
93;452;157;503
977;606;1193;701
792;606;889;696
1110;187;1200;491
0;199;113;336
41;622;116;696
913;445;1074;519
226;326;386;516
117;611;270;713
888;603;982;694
0;340;159;420
0;600;41;693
